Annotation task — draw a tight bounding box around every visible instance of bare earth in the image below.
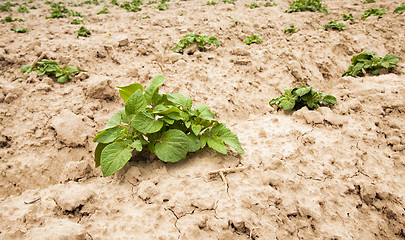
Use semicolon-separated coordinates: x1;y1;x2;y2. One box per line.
0;0;404;239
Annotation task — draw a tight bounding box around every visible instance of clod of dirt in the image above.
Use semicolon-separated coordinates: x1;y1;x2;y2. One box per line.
138;180;160;202
50;109;89;147
25;219;91;240
118;38;129;47
85;75;115;99
53;183;95;211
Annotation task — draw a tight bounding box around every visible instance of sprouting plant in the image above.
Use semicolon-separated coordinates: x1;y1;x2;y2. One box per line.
247;2;259;8
68;10;86;17
11;27;29;33
21;59;86;83
393;4;405;14
71;18;84;24
269;85;337;111
342;13;354;21
323;20;346;31
206;1;217;5
155;1;168;10
264;1;277;7
284;25;298;33
140;15;150;19
0;2;18;12
361;7;386;20
286;0;328;14
342;50;400;77
243;35;262;45
2;15;24;24
18;6;29;12
93;76;245;177
120;1;141;11
76;26;91;37
97;8;109;14
30;5;37;9
173;32;220;53
147;0;157;4
46;3;69;18
110;0;119;5
363;0;375;3
222;0;235;4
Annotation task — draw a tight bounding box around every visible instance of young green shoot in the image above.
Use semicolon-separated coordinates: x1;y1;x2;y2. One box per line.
243;35;262;45
286;0;328;14
393;4;405;14
247;2;259;8
323;20;346;31
284;25;298;34
342;13;354;21
76;26;91;37
361;7;386;20
173;32;220;54
11;27;29;33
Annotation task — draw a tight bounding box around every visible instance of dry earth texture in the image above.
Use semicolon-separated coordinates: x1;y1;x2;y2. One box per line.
0;0;404;239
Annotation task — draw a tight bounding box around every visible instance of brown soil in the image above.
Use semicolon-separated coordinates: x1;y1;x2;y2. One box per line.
0;0;404;239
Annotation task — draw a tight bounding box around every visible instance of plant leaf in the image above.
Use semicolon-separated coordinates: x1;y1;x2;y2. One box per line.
280;98;295;110
144;75;165;104
131;112;164;133
117;83;144;102
167;93;193;109
191;124;202;136
125;89;147;116
94;143;108;168
195;104;216;120
322;95;337;104
155;129;189;162
187;133;201;152
93;126;125;143
210;123;245;154
104;112;122;129
207;136;227;154
100;142;132;177
21;65;33;73
294;86;311;97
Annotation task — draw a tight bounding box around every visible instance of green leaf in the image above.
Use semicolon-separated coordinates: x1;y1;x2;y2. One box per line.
100;142;132;177
125;89;147;116
280;98;295;110
93;126;125;143
130;139;142;151
57;74;69;83
322;95;337;104
269;96;283;105
154;129;189;163
167;93;193;109
294;86;311;97
94;143;108;168
144;75;165;104
187;133;201;152
21;65;33;73
131;112;164;133
195;104;216;120
117;83;144;102
207;136;227;154
104;112;122;129
210;123;245;154
382;54;399;66
191;124;202;136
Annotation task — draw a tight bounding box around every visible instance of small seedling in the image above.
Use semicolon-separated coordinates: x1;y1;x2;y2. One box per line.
342;50;400;77
363;0;375;3
2;16;24;24
247;2;259;8
243;35;262;45
120;1;141;11
155;2;168;10
393;4;405;14
264;1;277;7
323;20;346;31
286;0;328;14
47;3;69;18
361;7;386;20
140;15;150;19
93;76;245;177
110;0;119;5
206;1;217;5
11;27;29;33
18;6;29;12
173;32;220;53
21;59;86;83
269;85;337;111
342;13;354;21
76;26;91;37
222;0;235;4
284;25;298;34
0;2;18;12
69;10;86;17
71;18;84;24
30;5;37;9
97;8;109;14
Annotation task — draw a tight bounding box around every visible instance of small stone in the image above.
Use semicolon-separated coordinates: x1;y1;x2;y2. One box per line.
4;93;18;103
118;38;129;47
85;75;115;99
53;183;95;211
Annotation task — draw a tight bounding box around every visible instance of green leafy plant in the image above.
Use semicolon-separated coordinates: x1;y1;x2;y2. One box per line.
68;10;86;17
2;15;24;24
71;18;84;24
363;0;375;3
222;0;235;4
155;2;168;10
342;13;354;21
393;4;405;14
18;6;29;12
110;0;119;5
284;25;298;34
323;20;346;31
269;85;337;111
247;2;259;8
342;50;400;77
11;27;29;33
47;3;69;18
243;35;262;45
206;1;217;5
361;7;386;20
21;59;86;83
97;8;109;14
286;0;328;14
264;1;277;7
173;32;220;53
120;1;141;11
30;5;37;9
0;2;18;12
76;26;91;37
93;76;245;177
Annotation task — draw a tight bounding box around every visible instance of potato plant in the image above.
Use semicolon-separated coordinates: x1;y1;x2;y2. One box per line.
243;35;262;45
323;20;346;31
76;26;91;37
11;27;29;33
2;15;24;23
361;7;386;20
93;76;245;177
173;32;220;53
342;50;400;77
270;85;337;110
284;25;298;34
286;0;328;14
393;4;405;14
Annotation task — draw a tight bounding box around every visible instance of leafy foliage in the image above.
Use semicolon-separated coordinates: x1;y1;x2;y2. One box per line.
206;1;217;5
243;35;262;45
284;25;298;34
18;6;29;13
173;32;220;54
342;13;354;21
269;85;337;111
2;15;24;24
21;59;86;83
286;0;328;14
222;0;235;4
0;2;18;12
247;2;259;8
361;7;386;20
68;10;86;17
46;3;69;18
155;2;168;10
323;20;346;31
110;0;120;5
93;76;245;177
264;1;277;7
393;4;405;14
97;8;109;14
120;1;142;12
11;27;29;33
363;0;375;3
76;26;91;37
71;18;84;24
342;50;400;77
